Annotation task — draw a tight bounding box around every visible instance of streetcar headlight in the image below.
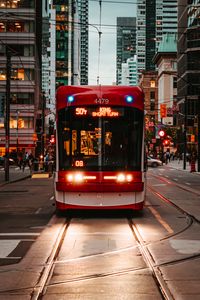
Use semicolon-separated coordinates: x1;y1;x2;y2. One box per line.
74;173;84;182
117;173;126;182
116;173;133;182
67;174;73;182
126;174;133;182
66;173;84;182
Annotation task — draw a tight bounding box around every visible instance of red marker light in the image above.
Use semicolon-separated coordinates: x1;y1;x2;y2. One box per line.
50;135;55;144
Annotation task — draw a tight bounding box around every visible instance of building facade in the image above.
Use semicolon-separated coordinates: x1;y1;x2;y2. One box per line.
78;0;89;85
136;0;177;80
0;0;42;157
116;17;136;85
153;34;177;125
177;0;200;154
121;55;137;86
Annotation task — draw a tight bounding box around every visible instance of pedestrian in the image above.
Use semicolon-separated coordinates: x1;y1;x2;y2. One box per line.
190;153;196;172
166;150;170;163
44;153;49;172
28;153;34;170
160;152;164;165
22;152;29;171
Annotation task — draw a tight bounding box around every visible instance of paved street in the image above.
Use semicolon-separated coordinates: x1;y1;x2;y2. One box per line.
0;165;200;299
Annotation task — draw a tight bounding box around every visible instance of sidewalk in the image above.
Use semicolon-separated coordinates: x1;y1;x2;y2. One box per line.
0;166;31;186
166;159;200;174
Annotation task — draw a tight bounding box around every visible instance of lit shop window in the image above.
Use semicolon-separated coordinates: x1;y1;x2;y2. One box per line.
10;117;34;129
0;21;33;33
0;1;34;9
0;70;6;80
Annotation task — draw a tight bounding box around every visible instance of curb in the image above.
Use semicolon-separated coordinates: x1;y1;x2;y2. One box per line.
0;174;31;187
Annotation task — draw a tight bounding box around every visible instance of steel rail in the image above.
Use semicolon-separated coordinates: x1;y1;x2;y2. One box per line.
128;219;174;300
31;218;71;300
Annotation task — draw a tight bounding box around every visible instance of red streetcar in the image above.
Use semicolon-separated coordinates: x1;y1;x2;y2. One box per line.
54;85;146;211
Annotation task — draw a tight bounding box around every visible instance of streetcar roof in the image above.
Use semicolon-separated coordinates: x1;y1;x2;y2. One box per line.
56;85;144;111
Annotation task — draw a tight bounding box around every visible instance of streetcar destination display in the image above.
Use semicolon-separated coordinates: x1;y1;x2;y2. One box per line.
75;107;123;117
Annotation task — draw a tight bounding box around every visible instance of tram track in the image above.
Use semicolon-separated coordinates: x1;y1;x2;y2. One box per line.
148;174;200;224
128;218;174;300
29;214;169;300
147;184;200;261
150;173;200;198
137;176;200;299
20;174;200;300
31;218;71;300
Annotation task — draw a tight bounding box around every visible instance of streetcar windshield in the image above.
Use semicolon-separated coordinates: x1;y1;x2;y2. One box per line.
58;106;143;171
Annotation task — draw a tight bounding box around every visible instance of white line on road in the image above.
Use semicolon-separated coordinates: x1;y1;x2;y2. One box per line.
35;208;42;214
186;182;191;185
1;257;21;259
0;233;40;236
151;184;167;187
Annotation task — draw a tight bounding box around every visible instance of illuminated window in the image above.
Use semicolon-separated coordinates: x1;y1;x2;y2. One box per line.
150;80;155;88
0;70;6;80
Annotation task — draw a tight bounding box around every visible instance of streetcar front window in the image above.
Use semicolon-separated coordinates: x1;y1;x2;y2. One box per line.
58;107;143;171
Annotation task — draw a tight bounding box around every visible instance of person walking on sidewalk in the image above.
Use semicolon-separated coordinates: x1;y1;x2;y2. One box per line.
190;152;196;172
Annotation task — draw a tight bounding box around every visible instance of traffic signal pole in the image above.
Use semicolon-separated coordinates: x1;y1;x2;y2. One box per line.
198;95;200;172
5;48;11;181
183;96;187;170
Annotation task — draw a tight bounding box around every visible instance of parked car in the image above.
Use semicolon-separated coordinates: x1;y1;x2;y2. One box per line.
147;156;162;168
0;156;15;166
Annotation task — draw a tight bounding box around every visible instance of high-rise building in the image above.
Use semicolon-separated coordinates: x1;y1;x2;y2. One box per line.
48;4;56;118
78;0;89;85
136;0;146;75
136;0;177;79
53;1;73;88
116;17;136;85
121;56;137;86
0;0;42;156
177;0;200;155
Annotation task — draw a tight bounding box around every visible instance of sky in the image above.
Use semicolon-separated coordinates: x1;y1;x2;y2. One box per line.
88;0;136;85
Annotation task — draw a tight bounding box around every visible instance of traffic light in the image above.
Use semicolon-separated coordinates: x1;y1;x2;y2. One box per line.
33;133;38;141
158;129;165;138
50;135;55;144
160;104;167;118
163;139;170;146
191;134;195;142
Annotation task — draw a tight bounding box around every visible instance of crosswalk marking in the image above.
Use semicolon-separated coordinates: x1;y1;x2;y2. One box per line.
0;240;20;258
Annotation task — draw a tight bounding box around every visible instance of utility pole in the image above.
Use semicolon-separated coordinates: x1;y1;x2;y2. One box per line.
183;96;187;170
41;91;45;161
5;47;11;181
198;95;200;172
